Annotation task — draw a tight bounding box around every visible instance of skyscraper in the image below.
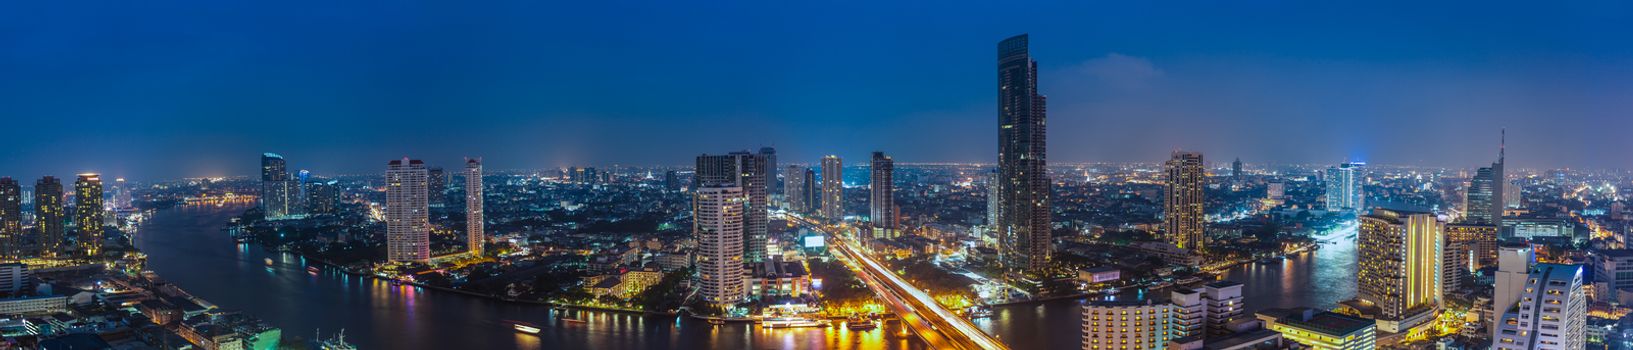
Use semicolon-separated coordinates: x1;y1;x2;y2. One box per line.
695;152;769;263
465;158;484;257
802;168;817;214
996;34;1052;275
0;178;20;259
1164;151;1206;253
34;177;63;257
260;153;294;219
759;147;778;197
1324;162;1365;213
1231;157;1243;183
820;156;843;222
386;158;430;264
784;165;807;214
1356;208;1442;333
1492;243;1533;337
663;170;679;192
869;152;895;238
74;173;104;257
306;180;339;215
1493;264;1586;349
693;185;746;305
427;166;447;208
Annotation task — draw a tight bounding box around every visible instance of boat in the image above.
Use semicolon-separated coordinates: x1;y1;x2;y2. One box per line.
264;258;274;266
759;317;828;328
562;316;587;324
508;320;542;334
846;317;877;331
966;306;992;319
708;319;727;326
315;329;358;350
307;266;320;274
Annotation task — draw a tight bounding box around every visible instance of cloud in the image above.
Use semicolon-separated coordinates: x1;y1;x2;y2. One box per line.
1067;53;1163;90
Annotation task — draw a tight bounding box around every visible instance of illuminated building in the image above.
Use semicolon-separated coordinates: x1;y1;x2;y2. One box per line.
996;33;1052;276
305;180;339;215
1203;281;1245;336
1169;281;1245;341
663;170;679;191
465;158;484;257
1503;216;1572;240
1231;157;1243;183
34;177;64;257
1323;162;1365;213
1355;208;1442;333
427;166;446;208
1447;224;1498;270
1080;299;1173;350
820;155;842;221
1592;250;1633;303
0;178;19;259
869;152;896;238
1467;130;1505;229
1258;308;1376;350
696;151;769;263
1493;264;1586;349
1492;243;1534;337
260;153;296;219
1164;151;1205;253
385;158;430;263
73;174;103;257
783;165;808;214
693;185;746;305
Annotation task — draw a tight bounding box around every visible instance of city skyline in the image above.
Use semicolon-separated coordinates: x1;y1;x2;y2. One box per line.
6;2;1633;179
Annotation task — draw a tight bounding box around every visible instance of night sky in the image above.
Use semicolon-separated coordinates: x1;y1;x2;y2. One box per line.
3;1;1632;180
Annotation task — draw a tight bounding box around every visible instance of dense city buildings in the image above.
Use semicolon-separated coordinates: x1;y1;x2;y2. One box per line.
1354;208;1441;333
695;151;770;263
869;152;895;238
465;158;484;256
820;155;843;221
1494;264;1586;349
995;34;1052;276
34;177;64;257
0;178;19;259
1164;151;1206;254
1324;162;1365;214
693;185;746;305
385;158;431;263
73;173;103;257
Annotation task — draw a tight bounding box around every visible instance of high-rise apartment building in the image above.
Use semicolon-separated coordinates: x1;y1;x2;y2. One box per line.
869;152;895;238
784;165;808;214
465;158;484;257
0;178;20;259
260;153;296;219
74;174;104;257
802;168;817;215
1165;151;1206;252
1492;243;1534;337
820;156;843;222
385;158;430;263
1231;157;1243;183
306;180;339;215
693;185;746;305
1447;224;1498;270
1494;264;1586;349
1356;208;1442;333
1324;162;1365;213
995;34;1052;275
695;152;770;263
759;147;778;197
34;177;63;257
427;166;446;208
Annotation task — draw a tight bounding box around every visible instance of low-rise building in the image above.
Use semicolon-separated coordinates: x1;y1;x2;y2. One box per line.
1257;307;1376;350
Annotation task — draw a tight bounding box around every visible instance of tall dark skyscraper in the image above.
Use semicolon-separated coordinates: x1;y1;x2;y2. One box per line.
820;156;843;222
995;34;1051;275
0;177;20;259
802;168;818;215
1467;131;1506;232
1165;151;1206;252
759;147;778;197
663;170;679;192
260;153;295;219
34;176;64;257
427;166;447;208
695;151;770;263
784;165;808;214
74;173;104;257
869;152;896;238
1231;157;1243;183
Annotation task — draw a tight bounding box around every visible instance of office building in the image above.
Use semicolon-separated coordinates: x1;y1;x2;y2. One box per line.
1493;243;1534;337
427;166;446;208
784;165;808;214
1446;224;1498;270
996;34;1052;275
1258;308;1377;350
693;185;746;305
74;174;103;257
1493;264;1586;349
820;155;843;221
385;158;430;264
34;177;63;257
0;263;31;296
1170;281;1246;340
0;178;19;259
695;151;770;263
1503;216;1572;240
1469;131;1506;228
1080;299;1174;350
465;158;484;257
663;170;679;192
1231;157;1243;183
869;152;896;238
260;153;296;219
1356;208;1442;333
1324;162;1365;213
1593;250;1633;303
759;147;777;196
1165;151;1206;253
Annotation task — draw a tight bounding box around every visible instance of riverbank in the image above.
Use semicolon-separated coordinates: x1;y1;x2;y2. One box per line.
296;254;664;316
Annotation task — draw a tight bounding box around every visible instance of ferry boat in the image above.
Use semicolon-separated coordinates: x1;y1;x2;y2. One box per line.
965;306;992;319
759;317;828;328
507;320;542;334
846;317;877;331
315;329;358;350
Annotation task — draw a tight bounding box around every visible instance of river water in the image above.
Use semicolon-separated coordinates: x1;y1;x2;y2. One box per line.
133;204;1358;349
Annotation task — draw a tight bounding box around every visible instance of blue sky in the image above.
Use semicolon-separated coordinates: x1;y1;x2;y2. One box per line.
2;1;1631;180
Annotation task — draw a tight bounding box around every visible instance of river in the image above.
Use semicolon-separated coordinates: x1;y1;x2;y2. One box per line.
133;204;1359;349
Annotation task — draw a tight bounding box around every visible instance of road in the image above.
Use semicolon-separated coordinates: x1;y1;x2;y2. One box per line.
790;214;1008;350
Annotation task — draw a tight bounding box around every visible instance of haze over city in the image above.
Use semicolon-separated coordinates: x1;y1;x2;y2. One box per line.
5;1;1633;180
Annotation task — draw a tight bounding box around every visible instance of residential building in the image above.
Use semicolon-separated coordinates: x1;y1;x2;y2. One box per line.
870;152;896;238
1493;264;1587;349
693;185;746;305
1165;151;1206;253
995;34;1052;275
1356;208;1442;333
385;158;430;263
